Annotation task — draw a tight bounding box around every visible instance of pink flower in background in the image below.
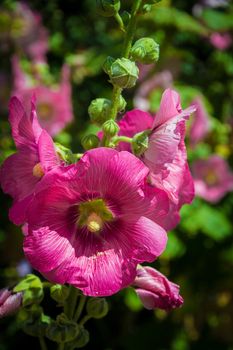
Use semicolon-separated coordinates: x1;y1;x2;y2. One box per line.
0;97;60;225
0;289;22;318
13;3;49;62
24;148;168;297
210;32;232;51
189;97;211;147
12;56;73;136
134;70;173;111
117;89;196;229
192;155;233;203
133;266;183;310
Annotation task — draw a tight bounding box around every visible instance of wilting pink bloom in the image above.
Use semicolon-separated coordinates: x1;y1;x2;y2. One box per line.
12;56;73;136
24;148;168;297
192;155;233;203
0;289;22;318
189;97;211;147
210;32;232;51
134;70;173;111
117;89;196;229
133;266;183;310
0;97;60;225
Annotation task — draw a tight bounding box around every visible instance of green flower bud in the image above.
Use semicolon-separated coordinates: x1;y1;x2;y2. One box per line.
86;298;108;319
81;134;100;150
102;56;115;75
109;58;139;88
121;11;131;27
102;120;119;137
118;95;127;112
67;326;90;349
132;130;150;156
55;143;76;164
96;0;121;17
19;305;51;338
131;38;159;64
140;4;152;14
46;313;80;343
13;274;44;307
50;284;70;304
88;98;112;125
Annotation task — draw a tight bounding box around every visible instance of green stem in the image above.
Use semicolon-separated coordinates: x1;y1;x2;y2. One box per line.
79;315;92;326
65;286;79;320
121;0;142;58
114;13;125;32
39;336;47;350
112;135;133;145
108;0;142;123
74;295;87;322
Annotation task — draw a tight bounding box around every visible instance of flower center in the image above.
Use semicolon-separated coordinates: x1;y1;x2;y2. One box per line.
77;198;114;233
37;102;53;121
205;170;218;186
86;213;103;233
32;162;44;178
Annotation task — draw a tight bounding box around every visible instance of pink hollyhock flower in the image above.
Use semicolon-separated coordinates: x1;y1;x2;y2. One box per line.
192;155;233;203
210;32;232;51
0;289;22;318
134;70;173;111
0;96;60;225
189;97;211;147
13;3;48;62
12;56;73;136
24;148;168;297
133;266;183;310
117;89;196;229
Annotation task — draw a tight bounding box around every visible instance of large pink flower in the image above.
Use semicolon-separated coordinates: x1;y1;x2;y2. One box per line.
0;97;60;225
12;57;73;136
117;89;196;229
189;97;211;147
192;155;233;203
24;148;168;297
133;266;183;311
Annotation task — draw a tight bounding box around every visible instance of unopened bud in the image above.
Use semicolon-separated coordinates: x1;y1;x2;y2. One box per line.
67;326;90;349
131;38;159;64
46;313;80;343
86;297;108;319
55;143;76;164
88;98;112;125
109;58;139;88
132;130;150;156
81;134;100;150
13;274;43;307
50;284;70;304
102;56;115;75
118;95;127;112
19;305;51;337
121;11;131;27
102;120;119;137
0;288;22;318
96;0;121;17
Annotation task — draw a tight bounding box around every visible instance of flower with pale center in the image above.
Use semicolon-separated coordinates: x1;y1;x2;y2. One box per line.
192;155;233;203
0;97;60;225
24;148;168;297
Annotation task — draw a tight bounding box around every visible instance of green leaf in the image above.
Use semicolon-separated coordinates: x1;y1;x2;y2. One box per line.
202;9;233;31
161;231;186;260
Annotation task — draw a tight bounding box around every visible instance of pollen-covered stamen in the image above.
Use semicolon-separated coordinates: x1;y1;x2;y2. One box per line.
77;198;114;233
205;170;218;186
32;162;44;178
86;213;103;233
37;102;53;121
